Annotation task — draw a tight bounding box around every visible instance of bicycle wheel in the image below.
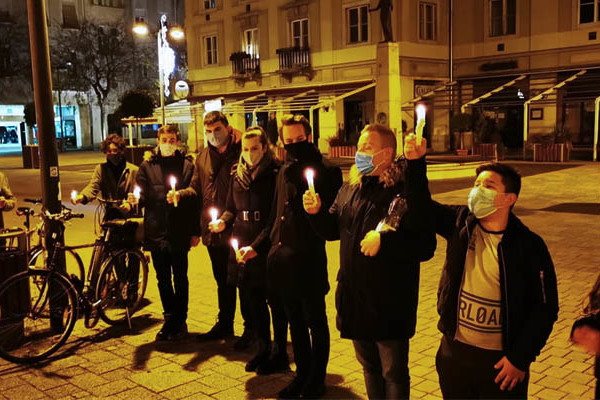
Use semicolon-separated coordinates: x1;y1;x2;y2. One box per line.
29;246;85;283
0;270;77;363
96;249;148;325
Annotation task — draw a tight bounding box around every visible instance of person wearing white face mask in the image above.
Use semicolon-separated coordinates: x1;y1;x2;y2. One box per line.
210;126;290;375
404;134;559;400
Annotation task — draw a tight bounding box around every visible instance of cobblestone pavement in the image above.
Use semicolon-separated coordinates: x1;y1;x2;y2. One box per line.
0;161;599;399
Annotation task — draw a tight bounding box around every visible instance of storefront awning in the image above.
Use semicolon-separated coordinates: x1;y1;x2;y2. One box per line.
461;75;527;112
401;81;458;110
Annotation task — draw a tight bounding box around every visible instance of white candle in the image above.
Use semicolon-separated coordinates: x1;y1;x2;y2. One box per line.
133;185;141;201
231;238;240;260
169;176;178;207
71;190;78;202
416;104;426;146
305;168;315;195
209;207;219;224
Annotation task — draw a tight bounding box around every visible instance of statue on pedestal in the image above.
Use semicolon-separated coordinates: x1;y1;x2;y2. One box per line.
369;0;393;42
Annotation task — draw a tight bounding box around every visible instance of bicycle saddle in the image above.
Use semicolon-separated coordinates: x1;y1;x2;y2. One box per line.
16;207;35;216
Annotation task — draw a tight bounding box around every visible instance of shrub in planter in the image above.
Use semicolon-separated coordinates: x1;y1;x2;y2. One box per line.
530;125;571;162
326;127;357;158
450;113;473;153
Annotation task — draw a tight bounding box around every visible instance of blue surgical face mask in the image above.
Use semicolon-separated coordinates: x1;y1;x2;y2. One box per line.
355;151;375;175
468;186;498;219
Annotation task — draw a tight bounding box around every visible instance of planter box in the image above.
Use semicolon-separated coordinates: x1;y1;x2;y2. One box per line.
473;143;499;161
455;149;469;157
533;143;570;162
329;145;357;158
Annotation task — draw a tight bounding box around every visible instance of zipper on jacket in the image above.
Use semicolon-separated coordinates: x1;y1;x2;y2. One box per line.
539;270;547;304
453;219;470;339
499;243;510;342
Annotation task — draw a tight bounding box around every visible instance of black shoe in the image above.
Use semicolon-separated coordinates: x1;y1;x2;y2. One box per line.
256;352;290;375
301;382;326;399
278;377;306;399
234;328;254;351
245;351;270;372
196;322;233;342
155;320;173;342
170;322;188;341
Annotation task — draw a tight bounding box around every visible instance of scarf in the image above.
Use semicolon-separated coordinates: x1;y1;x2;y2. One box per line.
235;151;274;191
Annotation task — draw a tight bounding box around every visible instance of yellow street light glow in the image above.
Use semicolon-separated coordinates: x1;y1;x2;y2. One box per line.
132;22;149;36
169;27;185;40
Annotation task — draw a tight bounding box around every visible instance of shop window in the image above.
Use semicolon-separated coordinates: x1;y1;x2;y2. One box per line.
244;28;259;57
419;2;437;41
489;0;516;37
206;35;218;65
291;18;309;48
579;0;600;24
348;5;369;44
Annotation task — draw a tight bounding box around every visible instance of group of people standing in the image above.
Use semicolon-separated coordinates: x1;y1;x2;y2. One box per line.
65;111;563;400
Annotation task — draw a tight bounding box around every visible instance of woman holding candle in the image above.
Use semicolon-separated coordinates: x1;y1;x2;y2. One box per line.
209;126;290;374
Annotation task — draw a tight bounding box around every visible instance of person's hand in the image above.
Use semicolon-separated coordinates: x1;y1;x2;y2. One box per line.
166;190;180;205
404;133;427;160
120;201;132;213
127;193;138;205
208;219;226;233
190;236;201;248
302;190;322;215
572;325;600;355
70;194;84;205
360;230;381;257
238;246;257;264
494;356;526;391
0;196;5;210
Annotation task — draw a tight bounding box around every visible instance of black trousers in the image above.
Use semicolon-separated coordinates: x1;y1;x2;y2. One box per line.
282;292;330;385
352;339;410;399
151;249;189;323
436;336;529;399
241;286;288;351
207;245;251;328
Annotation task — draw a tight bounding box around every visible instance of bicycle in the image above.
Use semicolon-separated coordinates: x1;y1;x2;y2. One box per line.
0;205;149;363
16;198;85;282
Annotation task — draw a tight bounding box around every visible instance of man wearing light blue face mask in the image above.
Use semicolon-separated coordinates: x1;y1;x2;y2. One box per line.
404;135;559;400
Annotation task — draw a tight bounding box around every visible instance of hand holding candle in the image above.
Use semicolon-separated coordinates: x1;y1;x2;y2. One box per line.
71;190;78;203
231;238;241;263
305;168;316;195
133;185;141;203
209;207;218;224
416;104;426;146
169;176;178;207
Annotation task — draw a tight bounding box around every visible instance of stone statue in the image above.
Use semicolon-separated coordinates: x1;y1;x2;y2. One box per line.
369;0;393;42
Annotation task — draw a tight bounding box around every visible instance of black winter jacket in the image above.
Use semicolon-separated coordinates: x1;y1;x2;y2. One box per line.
266;147;343;296
179;138;240;247
432;200;559;372
136;151;200;252
221;157;281;288
310;158;436;340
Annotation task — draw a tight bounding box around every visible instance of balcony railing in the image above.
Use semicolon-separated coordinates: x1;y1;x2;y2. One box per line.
276;47;313;80
230;52;261;82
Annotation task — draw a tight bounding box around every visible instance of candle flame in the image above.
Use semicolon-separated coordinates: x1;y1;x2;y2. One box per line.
416;104;426;122
133;185;141;199
169;176;177;189
231;238;239;251
209;207;218;222
71;190;78;200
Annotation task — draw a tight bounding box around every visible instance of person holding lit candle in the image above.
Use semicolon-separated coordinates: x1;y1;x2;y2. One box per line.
211;127;290;375
136;125;200;342
265;114;343;398
73;134;138;218
303;124;437;399
177;111;250;349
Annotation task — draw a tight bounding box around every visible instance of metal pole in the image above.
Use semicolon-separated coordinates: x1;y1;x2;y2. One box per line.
158;31;165;126
523;101;529;160
594;96;599;162
57;69;64;144
448;0;454;151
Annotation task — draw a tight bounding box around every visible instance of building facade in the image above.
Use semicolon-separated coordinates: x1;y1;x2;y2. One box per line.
185;0;600;157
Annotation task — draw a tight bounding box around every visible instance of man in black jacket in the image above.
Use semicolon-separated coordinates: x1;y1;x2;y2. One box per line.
303;124;436;399
177;111;251;347
404;134;559;399
265;114;343;399
135;125;200;341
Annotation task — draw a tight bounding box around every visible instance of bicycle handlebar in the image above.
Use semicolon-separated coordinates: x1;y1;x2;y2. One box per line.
24;198;43;204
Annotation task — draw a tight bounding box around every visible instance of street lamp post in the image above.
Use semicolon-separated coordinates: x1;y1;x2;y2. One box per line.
133;15;184;126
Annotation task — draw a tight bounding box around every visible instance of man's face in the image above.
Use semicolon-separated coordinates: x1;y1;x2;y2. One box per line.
357;130;383;156
106;143;124;156
473;170;517;208
157;133;180;145
282;124;309;145
204;122;228;137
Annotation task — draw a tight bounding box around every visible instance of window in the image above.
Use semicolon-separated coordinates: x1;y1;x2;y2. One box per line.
579;0;600;24
291;18;309;48
348;5;369;43
244;28;259;57
206;36;218;65
204;0;216;9
419;2;437;41
489;0;516;37
92;0;123;7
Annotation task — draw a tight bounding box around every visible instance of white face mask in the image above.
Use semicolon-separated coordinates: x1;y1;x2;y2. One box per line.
159;143;177;157
242;149;263;167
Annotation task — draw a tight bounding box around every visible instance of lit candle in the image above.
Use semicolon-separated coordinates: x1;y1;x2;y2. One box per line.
169;176;178;207
133;185;141;202
416;104;426;146
71;190;78;202
304;168;315;195
231;238;240;260
209;207;219;224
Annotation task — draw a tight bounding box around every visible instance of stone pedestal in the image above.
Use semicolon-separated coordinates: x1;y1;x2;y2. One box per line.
375;42;402;154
